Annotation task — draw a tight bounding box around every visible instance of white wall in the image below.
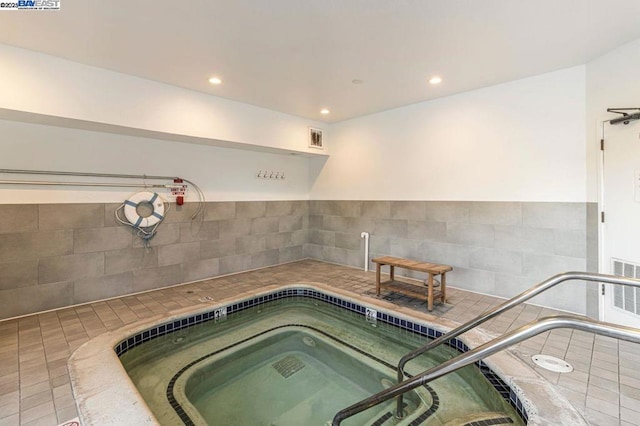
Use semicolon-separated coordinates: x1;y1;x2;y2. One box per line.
0;43;591;204
311;66;587;202
0;44;327;155
586;37;640;202
0;119;310;203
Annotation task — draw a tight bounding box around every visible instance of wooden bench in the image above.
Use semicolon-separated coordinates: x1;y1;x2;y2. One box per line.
372;256;453;311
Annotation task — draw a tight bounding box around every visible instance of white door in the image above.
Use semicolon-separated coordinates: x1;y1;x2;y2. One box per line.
600;118;640;327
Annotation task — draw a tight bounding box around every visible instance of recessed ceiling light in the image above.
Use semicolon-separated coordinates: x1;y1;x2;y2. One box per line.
320;109;330;115
429;76;442;85
208;77;222;85
352;79;363;85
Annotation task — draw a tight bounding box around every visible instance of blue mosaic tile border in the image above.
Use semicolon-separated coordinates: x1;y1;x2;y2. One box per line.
114;287;528;423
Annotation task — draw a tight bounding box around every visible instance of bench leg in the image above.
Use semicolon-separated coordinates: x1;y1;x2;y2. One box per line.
441;272;447;303
427;273;434;311
376;263;381;296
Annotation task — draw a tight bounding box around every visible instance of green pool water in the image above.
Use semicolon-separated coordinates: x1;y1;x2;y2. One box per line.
184;328;425;425
120;297;524;425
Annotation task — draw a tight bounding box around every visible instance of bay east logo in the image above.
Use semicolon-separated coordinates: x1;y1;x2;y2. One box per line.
0;0;60;10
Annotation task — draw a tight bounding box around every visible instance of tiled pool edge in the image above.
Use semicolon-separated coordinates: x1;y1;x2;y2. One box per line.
69;283;586;426
114;287;529;422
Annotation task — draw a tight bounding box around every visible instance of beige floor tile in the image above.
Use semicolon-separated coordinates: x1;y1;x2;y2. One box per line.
18;367;48;388
559;387;587;410
621;394;640;411
591;366;620;382
621;375;640;389
0;260;637;424
0;414;19;426
19;382;49;401
55;407;78;425
571;360;592;373
588;384;620;404
620;365;640;380
18;358;47;372
47;365;67;381
20;390;52;412
21;413;57;426
558;375;589;393
584;408;621;426
0;395;19;417
0;372;19;387
0;381;19;395
19;400;55;424
49;375;69;389
53;392;74;411
586;395;620;418
621;407;640;426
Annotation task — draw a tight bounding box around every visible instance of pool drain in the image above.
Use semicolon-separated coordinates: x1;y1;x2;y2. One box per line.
531;354;573;373
272;355;306;378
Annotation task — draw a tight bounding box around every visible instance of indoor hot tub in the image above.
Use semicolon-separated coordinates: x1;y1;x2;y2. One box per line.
69;284;586;425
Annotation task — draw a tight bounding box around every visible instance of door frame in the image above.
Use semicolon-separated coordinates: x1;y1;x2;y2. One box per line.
597;116;640;323
597;120;606;321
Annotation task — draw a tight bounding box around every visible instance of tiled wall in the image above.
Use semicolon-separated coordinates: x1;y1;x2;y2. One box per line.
0;199;598;319
0;201;307;319
585;203;600;318
305;201;598;314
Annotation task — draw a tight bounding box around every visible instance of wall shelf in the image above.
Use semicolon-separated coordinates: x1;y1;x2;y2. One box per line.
0;108;330;159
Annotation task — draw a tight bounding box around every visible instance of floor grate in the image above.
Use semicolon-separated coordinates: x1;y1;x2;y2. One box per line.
272;355;306;378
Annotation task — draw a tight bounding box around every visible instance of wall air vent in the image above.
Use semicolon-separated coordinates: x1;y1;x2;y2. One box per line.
612;259;640;314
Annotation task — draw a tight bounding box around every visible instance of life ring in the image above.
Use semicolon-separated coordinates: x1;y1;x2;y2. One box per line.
123;191;165;227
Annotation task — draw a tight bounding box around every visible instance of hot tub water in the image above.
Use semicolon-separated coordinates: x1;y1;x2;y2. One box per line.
120;297;523;425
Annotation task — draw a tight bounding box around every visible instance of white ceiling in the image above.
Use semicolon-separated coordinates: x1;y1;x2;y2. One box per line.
1;1;640;123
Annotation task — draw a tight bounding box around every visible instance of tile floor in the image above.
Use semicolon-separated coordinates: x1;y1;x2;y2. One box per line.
0;260;638;425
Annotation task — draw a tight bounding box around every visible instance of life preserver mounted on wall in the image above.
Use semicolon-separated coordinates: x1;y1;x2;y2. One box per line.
123;191;165;227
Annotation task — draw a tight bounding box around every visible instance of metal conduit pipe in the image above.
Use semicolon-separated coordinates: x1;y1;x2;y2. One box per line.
0;168;206;219
394;271;640;417
0;168;180;180
332;315;640;425
0;180;181;188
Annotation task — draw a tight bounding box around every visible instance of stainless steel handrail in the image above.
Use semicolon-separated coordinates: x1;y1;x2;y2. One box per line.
331;271;640;424
392;271;640;417
332;314;640;425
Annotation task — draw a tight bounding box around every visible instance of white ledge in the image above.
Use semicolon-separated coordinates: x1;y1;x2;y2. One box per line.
0;108;328;158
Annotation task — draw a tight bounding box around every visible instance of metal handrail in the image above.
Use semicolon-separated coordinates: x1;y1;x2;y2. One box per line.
392;271;640;416
331;271;640;424
332;314;640;425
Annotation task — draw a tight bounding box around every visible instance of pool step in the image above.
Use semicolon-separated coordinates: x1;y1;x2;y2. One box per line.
443;411;514;426
367;402;407;426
